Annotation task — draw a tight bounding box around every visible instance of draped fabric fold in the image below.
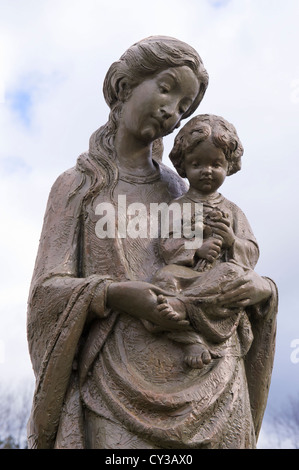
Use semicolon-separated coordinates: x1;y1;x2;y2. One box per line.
27;154;278;448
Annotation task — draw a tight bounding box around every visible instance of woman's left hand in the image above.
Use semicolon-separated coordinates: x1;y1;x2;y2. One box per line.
216;271;272;308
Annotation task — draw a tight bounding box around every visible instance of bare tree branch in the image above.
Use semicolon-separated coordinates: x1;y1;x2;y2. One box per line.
0;380;33;449
269;393;299;449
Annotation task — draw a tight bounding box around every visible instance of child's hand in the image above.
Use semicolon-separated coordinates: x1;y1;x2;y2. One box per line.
196;238;222;262
208;217;235;248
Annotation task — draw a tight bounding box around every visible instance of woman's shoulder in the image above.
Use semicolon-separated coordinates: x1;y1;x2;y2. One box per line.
48;152;93;202
159;161;188;196
50;164;83;196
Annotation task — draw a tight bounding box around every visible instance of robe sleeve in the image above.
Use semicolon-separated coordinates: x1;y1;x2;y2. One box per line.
244;277;278;438
27;168;113;448
226;201;260;269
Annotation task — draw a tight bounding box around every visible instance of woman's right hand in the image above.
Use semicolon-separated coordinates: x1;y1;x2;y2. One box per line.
216;271;272;308
106;281;189;330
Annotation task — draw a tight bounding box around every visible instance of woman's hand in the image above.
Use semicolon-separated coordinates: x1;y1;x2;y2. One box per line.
106;281;189;330
216;271;272;308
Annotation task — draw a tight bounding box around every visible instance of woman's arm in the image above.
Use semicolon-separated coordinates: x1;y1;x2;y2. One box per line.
215;271;272;308
104;280;189;330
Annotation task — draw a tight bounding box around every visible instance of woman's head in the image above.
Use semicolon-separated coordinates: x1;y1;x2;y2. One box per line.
103;35;209;120
86;37;208;199
169;114;244;178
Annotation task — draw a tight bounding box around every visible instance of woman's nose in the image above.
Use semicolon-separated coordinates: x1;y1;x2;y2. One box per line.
160;101;180;121
160;106;173;120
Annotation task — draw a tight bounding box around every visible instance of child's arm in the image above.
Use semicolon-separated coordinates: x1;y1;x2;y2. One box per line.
160;229;222;267
196;238;222;263
207;206;259;269
207;217;235;249
160;234;198;266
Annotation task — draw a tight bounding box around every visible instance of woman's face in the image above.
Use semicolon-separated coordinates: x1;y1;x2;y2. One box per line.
120;66;200;143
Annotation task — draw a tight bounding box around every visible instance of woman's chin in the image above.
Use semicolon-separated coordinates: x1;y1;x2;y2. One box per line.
140;126;158;142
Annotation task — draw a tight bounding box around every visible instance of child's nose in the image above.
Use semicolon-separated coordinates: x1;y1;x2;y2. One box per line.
202;166;212;175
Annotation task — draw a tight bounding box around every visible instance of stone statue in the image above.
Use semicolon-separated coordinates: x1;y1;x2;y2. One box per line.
27;36;278;449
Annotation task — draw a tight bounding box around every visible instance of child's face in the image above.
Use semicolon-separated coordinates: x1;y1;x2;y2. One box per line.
184;137;228;195
120;66;199;143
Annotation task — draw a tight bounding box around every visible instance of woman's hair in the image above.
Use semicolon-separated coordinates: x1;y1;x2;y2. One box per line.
169;114;244;178
103;35;209;120
77;36;209;205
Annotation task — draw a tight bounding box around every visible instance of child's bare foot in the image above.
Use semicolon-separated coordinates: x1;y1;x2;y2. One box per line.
184;343;211;369
157;295;189;326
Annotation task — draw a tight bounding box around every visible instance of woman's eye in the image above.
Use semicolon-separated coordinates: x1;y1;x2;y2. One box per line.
159;84;170;93
178;100;191;115
179;106;188;114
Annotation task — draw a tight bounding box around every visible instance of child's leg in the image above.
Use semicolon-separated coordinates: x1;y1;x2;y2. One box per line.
183;343;211;369
141;294;189;334
167;325;212;369
156;294;187;322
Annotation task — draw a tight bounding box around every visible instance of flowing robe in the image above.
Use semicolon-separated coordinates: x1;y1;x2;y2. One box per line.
27;153;278;449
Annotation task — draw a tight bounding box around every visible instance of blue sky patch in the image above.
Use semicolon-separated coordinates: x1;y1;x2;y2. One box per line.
0;156;32;175
7;89;32;126
208;0;231;8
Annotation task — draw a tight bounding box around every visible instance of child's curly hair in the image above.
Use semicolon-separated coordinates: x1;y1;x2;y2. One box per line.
169;114;244;178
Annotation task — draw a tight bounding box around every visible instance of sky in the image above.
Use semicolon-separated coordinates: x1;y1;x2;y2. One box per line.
0;0;299;448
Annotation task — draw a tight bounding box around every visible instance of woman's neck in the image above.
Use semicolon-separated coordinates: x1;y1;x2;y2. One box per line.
114;127;156;176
